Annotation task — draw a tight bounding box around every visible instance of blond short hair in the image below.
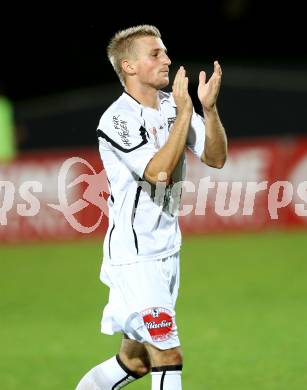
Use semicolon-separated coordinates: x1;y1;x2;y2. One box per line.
107;25;161;86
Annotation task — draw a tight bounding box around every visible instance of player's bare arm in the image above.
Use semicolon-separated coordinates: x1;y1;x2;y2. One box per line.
198;60;228;168
144;66;193;185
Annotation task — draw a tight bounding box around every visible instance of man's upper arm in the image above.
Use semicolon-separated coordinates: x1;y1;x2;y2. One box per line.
97;110;156;178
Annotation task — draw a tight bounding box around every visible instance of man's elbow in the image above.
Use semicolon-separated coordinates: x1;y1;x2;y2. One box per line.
144;168;172;186
201;154;227;169
212;156;227;169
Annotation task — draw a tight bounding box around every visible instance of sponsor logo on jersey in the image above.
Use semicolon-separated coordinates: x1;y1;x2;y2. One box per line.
141;307;174;341
113;115;132;147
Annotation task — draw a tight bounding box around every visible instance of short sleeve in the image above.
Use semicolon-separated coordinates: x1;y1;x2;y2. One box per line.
97;110;156;178
186;109;206;159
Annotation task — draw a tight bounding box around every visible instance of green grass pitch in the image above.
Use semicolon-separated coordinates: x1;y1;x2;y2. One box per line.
1;230;307;389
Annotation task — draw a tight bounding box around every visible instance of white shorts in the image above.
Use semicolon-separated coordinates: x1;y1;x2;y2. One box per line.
100;252;180;350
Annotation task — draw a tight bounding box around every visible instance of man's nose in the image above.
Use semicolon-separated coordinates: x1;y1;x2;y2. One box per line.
162;53;171;65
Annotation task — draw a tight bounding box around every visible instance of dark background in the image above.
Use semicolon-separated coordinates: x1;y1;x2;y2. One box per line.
2;1;306;101
1;1;306;150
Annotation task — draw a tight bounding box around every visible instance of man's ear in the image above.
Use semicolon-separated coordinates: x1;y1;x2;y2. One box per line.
122;59;136;76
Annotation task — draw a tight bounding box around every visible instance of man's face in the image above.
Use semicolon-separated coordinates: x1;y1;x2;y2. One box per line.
131;36;171;89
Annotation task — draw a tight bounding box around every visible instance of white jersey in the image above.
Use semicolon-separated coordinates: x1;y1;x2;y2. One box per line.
97;91;205;265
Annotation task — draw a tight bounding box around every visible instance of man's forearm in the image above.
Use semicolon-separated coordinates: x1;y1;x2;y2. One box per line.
144;111;192;184
201;106;227;168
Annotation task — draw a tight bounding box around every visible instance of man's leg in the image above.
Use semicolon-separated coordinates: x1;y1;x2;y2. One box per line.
118;334;151;376
75;335;151;389
145;344;183;390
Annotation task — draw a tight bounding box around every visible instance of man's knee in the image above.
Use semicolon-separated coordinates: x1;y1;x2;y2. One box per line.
159;347;183;365
168;347;183;365
119;336;151;376
146;346;183;367
119;352;151;377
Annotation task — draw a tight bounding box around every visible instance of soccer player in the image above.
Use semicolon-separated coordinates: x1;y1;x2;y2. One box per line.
76;25;227;389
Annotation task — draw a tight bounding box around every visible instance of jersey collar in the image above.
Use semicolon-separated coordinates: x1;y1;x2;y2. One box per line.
123;90;165;109
123;91;141;106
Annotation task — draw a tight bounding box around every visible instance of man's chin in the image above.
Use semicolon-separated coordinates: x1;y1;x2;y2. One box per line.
157;78;169;89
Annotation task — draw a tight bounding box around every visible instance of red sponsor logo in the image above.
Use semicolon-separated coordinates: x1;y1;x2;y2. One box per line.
142;307;174;341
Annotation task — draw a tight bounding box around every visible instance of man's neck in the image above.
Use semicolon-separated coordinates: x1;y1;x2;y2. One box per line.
125;84;160;110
